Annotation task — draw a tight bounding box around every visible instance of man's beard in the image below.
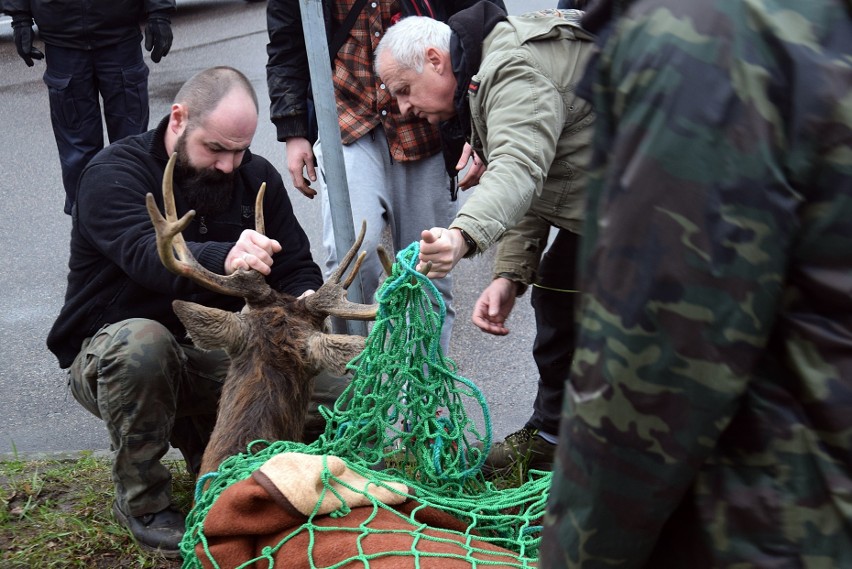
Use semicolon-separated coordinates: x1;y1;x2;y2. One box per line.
173;133;236;216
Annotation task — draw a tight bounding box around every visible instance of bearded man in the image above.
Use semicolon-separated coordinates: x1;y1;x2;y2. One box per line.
46;66;339;558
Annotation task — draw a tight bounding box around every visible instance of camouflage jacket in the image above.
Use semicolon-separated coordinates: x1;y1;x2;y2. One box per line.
541;0;852;567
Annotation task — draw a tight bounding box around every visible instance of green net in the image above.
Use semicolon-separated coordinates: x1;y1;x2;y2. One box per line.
180;243;550;568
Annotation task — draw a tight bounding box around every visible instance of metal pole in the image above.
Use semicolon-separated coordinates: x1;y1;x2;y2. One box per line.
298;0;368;336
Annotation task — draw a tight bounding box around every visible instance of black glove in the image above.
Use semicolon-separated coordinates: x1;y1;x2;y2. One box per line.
144;15;173;63
11;15;44;67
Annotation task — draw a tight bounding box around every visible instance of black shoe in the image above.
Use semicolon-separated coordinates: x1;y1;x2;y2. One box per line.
481;427;556;478
112;501;185;559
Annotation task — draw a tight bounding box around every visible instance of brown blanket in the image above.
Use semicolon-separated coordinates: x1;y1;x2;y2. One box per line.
192;453;533;568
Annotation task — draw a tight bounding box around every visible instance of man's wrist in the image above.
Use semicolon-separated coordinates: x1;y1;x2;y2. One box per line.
493;275;520;296
454;228;477;259
496;272;528;297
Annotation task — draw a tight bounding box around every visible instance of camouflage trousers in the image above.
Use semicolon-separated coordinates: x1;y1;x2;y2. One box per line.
68;318;348;517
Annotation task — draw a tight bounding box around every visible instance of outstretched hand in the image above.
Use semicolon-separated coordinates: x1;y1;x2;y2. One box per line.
471;277;518;335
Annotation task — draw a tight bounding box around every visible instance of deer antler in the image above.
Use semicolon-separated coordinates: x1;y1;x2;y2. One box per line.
304;220;379;320
145;153;274;304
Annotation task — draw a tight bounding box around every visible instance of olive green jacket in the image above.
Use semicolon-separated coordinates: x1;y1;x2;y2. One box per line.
450;10;595;286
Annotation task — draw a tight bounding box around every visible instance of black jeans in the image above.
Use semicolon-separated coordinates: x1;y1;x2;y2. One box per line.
525;228;579;437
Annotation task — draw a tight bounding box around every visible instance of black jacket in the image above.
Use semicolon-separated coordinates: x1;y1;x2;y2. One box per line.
47;117;323;368
265;0;506;142
4;0;174;50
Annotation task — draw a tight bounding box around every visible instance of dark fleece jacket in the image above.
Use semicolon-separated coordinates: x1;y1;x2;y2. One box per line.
47;117;322;368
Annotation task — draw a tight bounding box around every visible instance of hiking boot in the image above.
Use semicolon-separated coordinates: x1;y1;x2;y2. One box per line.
481;427;555;478
112;501;185;558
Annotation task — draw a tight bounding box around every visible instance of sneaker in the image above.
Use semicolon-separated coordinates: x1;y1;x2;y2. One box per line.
481;427;556;478
112;501;185;558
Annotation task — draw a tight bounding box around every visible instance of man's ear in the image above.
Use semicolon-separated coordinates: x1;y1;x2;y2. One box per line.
425;46;448;74
169;103;188;135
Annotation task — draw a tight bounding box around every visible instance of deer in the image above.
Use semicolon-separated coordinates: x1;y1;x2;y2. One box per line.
146;157;534;569
145;153;382;477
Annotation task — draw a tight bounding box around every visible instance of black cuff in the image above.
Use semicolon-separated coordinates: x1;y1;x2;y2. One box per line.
147;9;172;21
11;14;34;27
273;115;309;142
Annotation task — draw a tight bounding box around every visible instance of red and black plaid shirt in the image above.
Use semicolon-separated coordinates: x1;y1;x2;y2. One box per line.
331;0;442;162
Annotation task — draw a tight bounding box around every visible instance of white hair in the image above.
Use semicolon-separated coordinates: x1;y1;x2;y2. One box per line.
375;16;452;75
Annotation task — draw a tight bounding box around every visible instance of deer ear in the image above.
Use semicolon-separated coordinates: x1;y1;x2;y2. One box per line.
305;332;366;376
172;300;247;354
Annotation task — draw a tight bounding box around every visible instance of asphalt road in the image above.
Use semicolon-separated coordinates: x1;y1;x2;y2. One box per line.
0;0;557;457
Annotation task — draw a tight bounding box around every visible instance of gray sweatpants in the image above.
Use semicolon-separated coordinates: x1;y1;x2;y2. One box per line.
315;126;458;351
68;318;347;517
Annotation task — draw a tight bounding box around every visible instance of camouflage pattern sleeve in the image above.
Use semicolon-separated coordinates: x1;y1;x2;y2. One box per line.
541;0;852;567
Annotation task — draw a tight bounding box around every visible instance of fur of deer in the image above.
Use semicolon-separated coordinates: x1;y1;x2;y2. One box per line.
146;154;379;477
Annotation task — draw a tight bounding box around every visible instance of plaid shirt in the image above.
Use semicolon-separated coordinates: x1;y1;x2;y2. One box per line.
331;0;442;161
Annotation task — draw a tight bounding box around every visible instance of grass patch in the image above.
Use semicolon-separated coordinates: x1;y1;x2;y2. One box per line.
1;448;537;567
0;452;194;568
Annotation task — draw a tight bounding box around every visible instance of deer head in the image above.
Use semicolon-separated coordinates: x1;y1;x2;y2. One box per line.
146;154;379;476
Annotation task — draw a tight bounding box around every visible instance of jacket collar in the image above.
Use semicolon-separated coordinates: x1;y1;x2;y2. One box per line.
151;115;172;162
447;2;507;138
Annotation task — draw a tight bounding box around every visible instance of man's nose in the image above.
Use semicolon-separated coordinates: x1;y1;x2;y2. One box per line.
215;153;240;174
398;98;412;117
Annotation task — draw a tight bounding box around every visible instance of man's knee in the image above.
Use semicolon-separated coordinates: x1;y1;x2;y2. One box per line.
75;319;185;407
103;318;185;381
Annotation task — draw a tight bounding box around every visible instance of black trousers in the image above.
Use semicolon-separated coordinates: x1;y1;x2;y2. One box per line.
525;228;579;436
43;37;149;214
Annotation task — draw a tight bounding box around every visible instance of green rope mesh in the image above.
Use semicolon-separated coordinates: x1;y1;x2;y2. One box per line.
180;242;551;568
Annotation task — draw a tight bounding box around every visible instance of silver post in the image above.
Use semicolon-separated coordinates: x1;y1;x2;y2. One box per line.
299;0;368;336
